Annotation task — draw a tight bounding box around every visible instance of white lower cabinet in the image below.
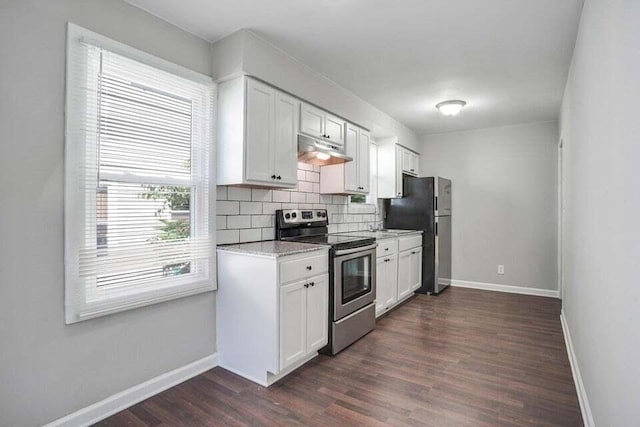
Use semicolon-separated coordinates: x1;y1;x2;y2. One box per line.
217;248;329;386
397;249;414;300
279;280;308;368
305;275;329;353
375;252;398;317
398;245;422;299
375;234;423;317
280;275;328;370
409;247;423;291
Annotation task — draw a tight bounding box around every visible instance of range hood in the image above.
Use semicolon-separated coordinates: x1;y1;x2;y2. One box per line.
297;134;353;166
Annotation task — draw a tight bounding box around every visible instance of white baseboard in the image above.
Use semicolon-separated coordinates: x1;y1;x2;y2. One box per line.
450;279;560;298
560;310;595;427
45;353;218;427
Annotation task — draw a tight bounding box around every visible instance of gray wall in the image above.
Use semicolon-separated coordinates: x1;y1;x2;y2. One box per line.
0;2;216;426
420;121;559;290
560;0;640;424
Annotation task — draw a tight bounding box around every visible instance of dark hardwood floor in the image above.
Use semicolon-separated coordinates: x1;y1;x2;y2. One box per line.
96;288;582;426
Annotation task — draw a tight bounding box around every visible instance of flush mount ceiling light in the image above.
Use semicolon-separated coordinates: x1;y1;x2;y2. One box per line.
436;100;467;116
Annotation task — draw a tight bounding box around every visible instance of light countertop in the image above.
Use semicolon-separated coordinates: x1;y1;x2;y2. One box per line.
336;230;423;240
217;240;328;258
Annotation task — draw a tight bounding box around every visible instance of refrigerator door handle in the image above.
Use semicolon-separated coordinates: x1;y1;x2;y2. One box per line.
435;222;438;236
435;196;438;211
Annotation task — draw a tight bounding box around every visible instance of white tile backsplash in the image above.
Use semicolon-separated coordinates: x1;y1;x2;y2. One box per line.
272;190;291;202
239;228;262;243
239;201;262;215
216;164;382;243
217;201;239;215
227;187;252;201
226;215;251;229
251;188;272;202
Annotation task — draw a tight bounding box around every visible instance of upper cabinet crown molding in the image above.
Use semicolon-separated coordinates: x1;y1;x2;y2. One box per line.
217;76;298;188
378;143;420;198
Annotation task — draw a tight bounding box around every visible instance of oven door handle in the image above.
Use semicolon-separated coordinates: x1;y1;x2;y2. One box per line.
334;243;378;256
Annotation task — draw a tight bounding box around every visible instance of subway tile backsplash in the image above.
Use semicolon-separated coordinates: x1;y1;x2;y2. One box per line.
216;162;383;244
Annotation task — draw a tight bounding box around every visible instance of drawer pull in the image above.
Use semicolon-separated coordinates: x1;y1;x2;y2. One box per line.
306;265;312;270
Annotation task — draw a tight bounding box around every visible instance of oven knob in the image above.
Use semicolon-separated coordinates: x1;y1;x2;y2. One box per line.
291;212;297;219
285;213;291;219
316;211;322;217
322;212;327;218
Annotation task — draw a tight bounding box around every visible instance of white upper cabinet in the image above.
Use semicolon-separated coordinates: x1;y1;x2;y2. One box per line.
299;102;345;148
378;143;420;198
319;124;370;195
358;130;371;193
217;76;298;188
343;124;359;193
300;102;325;139
324;113;346;147
245;79;276;183
401;147;419;176
273;91;299;186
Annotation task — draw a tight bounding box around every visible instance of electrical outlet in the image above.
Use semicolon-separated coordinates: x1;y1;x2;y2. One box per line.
498;265;505;275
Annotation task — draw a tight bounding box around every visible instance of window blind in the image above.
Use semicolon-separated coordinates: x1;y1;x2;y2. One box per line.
65;24;216;323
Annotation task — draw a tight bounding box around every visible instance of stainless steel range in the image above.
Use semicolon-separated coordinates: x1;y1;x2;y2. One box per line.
276;209;377;355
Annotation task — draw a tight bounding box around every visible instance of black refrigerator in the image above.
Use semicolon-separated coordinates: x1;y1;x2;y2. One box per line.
383;176;452;295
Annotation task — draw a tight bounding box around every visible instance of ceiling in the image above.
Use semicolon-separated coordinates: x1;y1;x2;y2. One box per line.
125;0;584;136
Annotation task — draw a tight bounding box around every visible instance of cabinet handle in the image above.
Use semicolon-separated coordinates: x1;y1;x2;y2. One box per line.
271;174;276;179
410;169;415;172
326;135;330;139
304;283;309;288
306;265;312;270
277;175;282;180
411;251;416;255
310;282;315;287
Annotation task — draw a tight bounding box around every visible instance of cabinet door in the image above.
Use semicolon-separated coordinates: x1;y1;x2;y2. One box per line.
274;92;298;185
344;124;359;192
410;152;419;176
401;148;412;174
306;275;329;353
358;130;371;193
324;113;345;147
375;257;387;316
245;79;275;183
385;253;399;307
397;249;413;300
395;146;403;197
280;280;307;370
410;247;423;291
300;102;324;138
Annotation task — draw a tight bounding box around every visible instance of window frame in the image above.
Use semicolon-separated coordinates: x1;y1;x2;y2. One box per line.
64;24;216;323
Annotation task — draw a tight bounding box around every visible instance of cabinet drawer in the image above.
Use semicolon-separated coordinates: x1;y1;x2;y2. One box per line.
280;253;329;284
399;234;422;252
376;240;397;257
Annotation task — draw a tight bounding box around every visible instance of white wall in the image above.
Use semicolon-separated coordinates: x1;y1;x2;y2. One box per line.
560;0;640;424
211;30;421;152
420;121;559;291
0;2;216;426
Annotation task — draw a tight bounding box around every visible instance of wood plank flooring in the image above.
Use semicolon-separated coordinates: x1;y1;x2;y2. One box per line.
96;288;582;426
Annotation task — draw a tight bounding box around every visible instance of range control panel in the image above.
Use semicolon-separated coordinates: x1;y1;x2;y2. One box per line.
280;209;327;224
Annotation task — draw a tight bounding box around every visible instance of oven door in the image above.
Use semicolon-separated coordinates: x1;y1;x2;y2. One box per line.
333;244;377;320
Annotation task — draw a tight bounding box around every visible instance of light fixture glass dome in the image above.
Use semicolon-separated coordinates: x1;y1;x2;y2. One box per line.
436;100;467;116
